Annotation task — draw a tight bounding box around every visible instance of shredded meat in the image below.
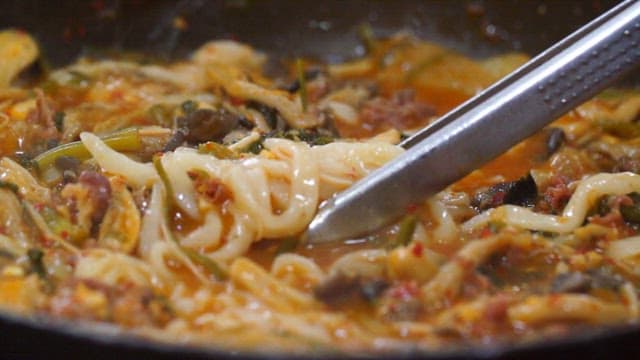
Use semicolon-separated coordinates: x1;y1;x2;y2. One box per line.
45;278;173;327
78;171;112;224
613;155;640;173
482;294;511;323
18;89;60;155
357;89;435;135
377;281;423;322
537;176;573;214
588;195;635;236
188;170;233;205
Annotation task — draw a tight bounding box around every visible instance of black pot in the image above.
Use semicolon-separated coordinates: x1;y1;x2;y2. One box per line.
1;1;638;358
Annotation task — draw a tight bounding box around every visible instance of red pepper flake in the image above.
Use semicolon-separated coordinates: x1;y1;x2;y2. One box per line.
411;242;423;257
229;97;245;106
548;293;562;306
480;226;492;238
405;203;418;214
39;235;54;247
110;89;124;101
34;203;45;212
60;230;69;240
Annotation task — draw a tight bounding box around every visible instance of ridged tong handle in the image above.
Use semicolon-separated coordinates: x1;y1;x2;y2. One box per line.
537;13;640;113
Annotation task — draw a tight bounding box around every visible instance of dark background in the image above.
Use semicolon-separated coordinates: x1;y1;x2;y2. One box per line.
0;1;628;64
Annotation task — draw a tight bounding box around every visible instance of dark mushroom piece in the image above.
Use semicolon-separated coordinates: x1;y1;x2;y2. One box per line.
472;173;538;211
313;272;389;308
247;101;287;131
164;108;241;151
180;108;239;144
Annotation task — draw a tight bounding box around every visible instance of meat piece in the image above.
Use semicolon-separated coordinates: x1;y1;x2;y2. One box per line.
0;189;37;249
460;271;494;298
377;281;423;322
16;89;61;156
47;279;110;321
46;278;173;327
78;171;112;224
358;89;435;133
111;283;173;328
30;89;56;130
537;176;573;214
588;195;636;235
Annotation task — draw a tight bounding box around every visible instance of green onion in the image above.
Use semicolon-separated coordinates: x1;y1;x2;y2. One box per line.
358;23;377;54
148;104;174;128
34;127;142;173
620;193;640;224
53;111;65;132
296;58;308;112
0;181;19;195
598;120;640;139
596;89;636;101
244;137;265;154
275;237;299;255
181;247;228;281
387;215;417;249
197;142;239;159
153;155;228;281
39;206;79;242
152;155;177;205
27;248;47;279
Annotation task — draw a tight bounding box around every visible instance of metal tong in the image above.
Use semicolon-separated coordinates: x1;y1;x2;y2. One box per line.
305;0;640;244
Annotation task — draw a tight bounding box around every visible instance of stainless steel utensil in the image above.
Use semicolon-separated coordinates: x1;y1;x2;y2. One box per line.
305;0;640;244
